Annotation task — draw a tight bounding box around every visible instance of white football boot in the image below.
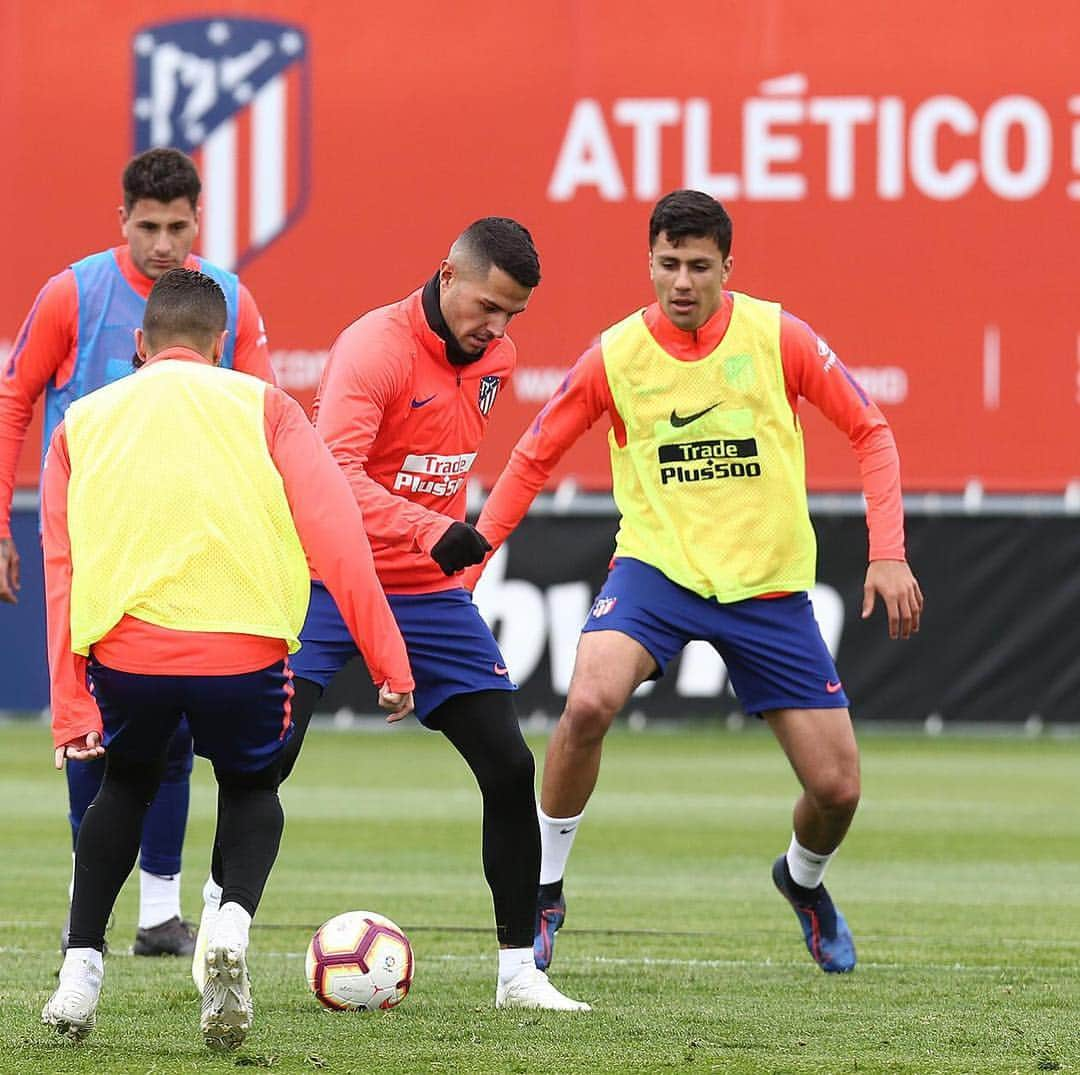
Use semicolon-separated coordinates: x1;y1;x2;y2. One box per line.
200;903;253;1051
42;950;103;1042
191;904;219;993
495;966;591;1011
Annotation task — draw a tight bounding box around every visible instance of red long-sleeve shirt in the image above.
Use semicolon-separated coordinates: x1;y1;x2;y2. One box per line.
0;245;273;538
313;283;516;594
471;296;906;579
43;348;413;748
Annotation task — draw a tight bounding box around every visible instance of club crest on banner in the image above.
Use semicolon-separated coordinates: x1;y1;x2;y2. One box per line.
478;375;500;416
133;17;310;271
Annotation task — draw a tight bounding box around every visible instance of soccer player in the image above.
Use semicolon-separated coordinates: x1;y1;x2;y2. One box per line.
40;269;413;1050
0;148;274;957
464;190;924;975
201;218;589;1011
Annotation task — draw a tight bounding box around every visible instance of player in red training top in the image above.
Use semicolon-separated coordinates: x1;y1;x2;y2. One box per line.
464;191;924;977
190;218;591;1012
0;148;273;959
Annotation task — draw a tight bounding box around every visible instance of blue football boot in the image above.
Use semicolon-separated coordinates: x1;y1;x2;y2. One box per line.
772;855;856;973
533;888;566;972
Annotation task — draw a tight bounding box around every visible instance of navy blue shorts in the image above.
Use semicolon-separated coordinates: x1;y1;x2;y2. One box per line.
291;582;516;723
581;558;849;716
88;658;295;773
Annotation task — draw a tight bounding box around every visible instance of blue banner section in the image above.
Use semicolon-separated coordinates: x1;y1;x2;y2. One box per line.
1;509;48;711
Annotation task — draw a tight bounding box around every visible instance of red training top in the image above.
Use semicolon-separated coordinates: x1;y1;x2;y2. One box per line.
43;347;413;748
0;245;274;538
313;282;516;594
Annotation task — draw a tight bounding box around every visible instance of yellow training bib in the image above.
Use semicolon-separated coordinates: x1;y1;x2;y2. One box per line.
602;293;816;602
64;361;310;654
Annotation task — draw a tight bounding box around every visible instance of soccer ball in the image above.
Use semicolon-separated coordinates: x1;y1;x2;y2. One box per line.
305;910;414;1011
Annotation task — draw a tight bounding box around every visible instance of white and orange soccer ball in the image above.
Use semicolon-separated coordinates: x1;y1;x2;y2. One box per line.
305;910;414;1011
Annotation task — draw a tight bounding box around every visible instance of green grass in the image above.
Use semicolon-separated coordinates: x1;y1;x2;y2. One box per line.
1;719;1077;1074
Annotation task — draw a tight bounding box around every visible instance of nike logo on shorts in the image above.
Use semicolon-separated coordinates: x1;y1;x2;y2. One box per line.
493;663;509;676
669;403;719;428
411;394;437;409
825;680;843;694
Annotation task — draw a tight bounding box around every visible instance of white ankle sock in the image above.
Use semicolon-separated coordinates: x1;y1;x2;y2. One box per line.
497;947;534;985
63;946;104;978
538;806;585;886
202;876;223;912
139;869;182;929
786;834;835;889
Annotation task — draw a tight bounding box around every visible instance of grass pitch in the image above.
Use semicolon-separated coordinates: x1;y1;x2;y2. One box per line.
1;719;1077;1074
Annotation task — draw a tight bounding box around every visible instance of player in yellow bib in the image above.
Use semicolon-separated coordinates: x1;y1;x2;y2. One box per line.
465;190;923;975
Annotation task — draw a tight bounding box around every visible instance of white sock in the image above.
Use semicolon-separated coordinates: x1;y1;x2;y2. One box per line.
538;806;585;886
202;876;223;913
62;946;104;978
497;947;534;985
139;869;182;929
216;901;252;946
786;834;835;889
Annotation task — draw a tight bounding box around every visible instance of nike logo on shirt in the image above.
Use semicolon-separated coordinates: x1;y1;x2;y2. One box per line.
825;680;843;694
669;403;719;428
411;394;437;409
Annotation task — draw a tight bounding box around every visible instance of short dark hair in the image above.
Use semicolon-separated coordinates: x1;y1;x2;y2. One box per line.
456;217;541;288
649;190;732;257
123;148;201;212
142;269;226;352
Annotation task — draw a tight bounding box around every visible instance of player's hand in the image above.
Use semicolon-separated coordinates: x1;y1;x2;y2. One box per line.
0;537;20;604
862;559;924;640
54;731;104;770
378;683;414;723
430;522;491;576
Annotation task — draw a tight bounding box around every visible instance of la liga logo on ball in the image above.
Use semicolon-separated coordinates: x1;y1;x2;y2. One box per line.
305;910;414;1011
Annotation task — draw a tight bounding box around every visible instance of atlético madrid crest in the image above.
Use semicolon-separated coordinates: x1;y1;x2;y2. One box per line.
478;376;500;416
133;18;310;271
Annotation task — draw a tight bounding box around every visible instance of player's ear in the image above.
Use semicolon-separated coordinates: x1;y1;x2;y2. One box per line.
722;255;734;284
118;204;129;236
438;259;454;289
133;328;148;367
212;330;228;366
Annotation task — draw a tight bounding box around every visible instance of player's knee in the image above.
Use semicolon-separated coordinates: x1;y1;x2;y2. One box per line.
563;686;620;744
479;740;535;802
812;770;861;816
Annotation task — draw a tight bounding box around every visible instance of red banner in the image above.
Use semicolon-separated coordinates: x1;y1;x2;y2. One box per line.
3;2;1077;492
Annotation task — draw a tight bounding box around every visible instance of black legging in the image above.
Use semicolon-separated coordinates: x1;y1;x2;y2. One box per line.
212;680;539;948
70;749;283;952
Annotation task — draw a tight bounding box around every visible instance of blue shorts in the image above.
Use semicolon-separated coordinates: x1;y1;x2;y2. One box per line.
291;582;516;723
581;558;849;716
88;658;295;773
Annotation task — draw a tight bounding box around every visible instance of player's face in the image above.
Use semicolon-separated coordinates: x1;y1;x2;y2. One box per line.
649;233;732;332
439;263;532;356
120;197;199;279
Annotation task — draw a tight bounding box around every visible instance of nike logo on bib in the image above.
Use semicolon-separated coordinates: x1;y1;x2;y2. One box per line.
825;680;843;694
670;403;719;428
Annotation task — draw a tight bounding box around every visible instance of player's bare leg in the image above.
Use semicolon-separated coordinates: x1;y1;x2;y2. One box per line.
534;630;656;969
541;630;657;817
764;707;860;972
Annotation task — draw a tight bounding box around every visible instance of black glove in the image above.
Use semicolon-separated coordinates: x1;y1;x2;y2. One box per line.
430;522;492;576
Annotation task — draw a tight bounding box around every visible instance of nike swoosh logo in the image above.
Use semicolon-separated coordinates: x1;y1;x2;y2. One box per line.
559;827;577;835
825;680;843;694
493;663;509;676
669;403;719;428
411;394;437;409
